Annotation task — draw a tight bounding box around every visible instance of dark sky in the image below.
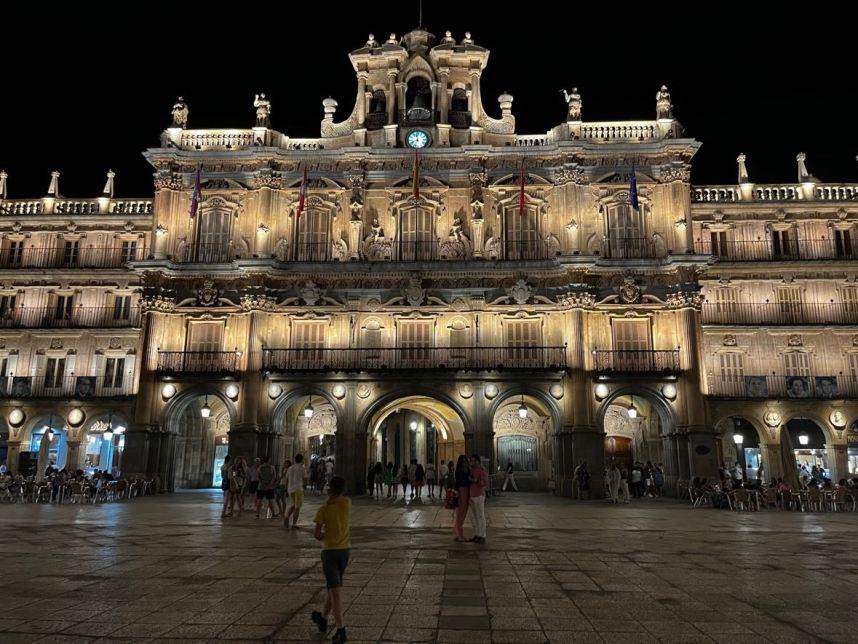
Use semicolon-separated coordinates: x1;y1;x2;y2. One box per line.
1;2;854;198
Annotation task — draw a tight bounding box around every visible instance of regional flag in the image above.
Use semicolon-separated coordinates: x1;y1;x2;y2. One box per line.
188;167;201;219
628;164;640;211
296;165;308;218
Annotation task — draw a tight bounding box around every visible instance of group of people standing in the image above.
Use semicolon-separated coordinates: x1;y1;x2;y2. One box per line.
219;453;321;527
605;461;665;504
367;459;439;500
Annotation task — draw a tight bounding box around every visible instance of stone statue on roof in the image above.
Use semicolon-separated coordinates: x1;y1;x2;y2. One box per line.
171;97;188;128
560;87;582;121
656;85;673;119
254;93;272;127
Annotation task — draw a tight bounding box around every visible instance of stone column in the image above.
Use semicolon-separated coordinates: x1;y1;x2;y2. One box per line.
348;219;363;261
65;440;82;471
661;433;680;493
356;71;368;127
469;71;483;123
437;68;450;123
831;443;848;482
762;442;782;480
386;70;397;125
553;426;574;496
6;441;21;475
571;429;605;498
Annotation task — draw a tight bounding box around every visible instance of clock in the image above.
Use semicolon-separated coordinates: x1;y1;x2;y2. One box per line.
407;129;429;149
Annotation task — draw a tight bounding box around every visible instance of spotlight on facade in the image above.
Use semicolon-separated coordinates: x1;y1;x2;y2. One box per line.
518;397;528;419
798;433;809;446
161;383;177;399
201;395;212;419
410;420;418;430
304;396;314;419
733;433;744;445
8;408;25;427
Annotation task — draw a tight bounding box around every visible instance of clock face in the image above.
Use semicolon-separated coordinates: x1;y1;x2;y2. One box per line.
407;130;429;149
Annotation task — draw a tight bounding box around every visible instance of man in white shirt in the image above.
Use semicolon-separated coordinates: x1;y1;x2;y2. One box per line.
284;453;307;528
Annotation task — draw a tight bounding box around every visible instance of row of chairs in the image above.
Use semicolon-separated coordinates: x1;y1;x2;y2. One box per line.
0;477;155;504
679;479;858;512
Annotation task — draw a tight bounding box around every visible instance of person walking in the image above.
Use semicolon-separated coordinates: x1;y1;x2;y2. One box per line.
284;453;307;528
619;467;631;504
414;463;425;500
248;457;261;502
255;456;278;519
607;463;621;504
384;462;395;499
468;454;488;543
407;459;418;500
310;476;351;644
220;454;233;518
653;463;665;497
574;460;591;500
425;462;437;499
324;458;334;491
399;464;409;500
502;461;519;491
453;455;471;543
630;464;643;499
374;462;384;499
276;459;292;517
231;456;248;516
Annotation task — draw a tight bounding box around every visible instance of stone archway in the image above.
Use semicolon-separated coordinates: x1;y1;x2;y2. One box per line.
80;412;131;476
491;394;555;491
715;416;764;482
270;388;340;481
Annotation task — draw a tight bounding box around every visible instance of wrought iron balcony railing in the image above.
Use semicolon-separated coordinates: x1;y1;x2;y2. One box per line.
708;374;858;399
0;375;134;399
0;245;147;269
173;243;235;264
0;307;141;329
600;237;665;259
593;349;681;373
694;238;855;261
701;303;858;326
156;351;239;373
262;346;567;372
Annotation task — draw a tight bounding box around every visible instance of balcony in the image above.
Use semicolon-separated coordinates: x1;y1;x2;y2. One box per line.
701;303;858;326
708;374;858;399
173;243;235;264
694;239;854;262
0;246;147;269
0;307;141;329
600;237;664;260
262;346;567;372
156;351;239;374
593;350;680;373
0;375;134;399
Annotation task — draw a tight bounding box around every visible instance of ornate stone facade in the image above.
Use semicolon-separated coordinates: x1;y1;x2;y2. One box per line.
1;28;855;493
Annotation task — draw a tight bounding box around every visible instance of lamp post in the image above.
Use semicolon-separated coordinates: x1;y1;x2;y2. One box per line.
200;395;212;418
627;396;637;419
732;418;746;480
304;395;314;419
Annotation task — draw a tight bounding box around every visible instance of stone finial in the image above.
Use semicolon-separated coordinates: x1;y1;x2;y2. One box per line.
171;96;188;129
0;171;7;200
737;153;749;183
462;31;473;45
656;85;673;120
322;97;338;119
366;33;378;47
442;30;455;44
47;171;60;197
797;152;817;182
386;33;397;44
103;169;115;197
498;92;514;116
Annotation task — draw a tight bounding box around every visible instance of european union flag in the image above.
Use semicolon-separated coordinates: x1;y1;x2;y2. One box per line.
628;164;640;211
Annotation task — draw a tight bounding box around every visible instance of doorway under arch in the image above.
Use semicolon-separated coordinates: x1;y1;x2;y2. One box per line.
365;395;466;479
716;416;762;482
602;394;665;472
81;412;130;476
785;418;831;482
165;393;232;490
491;394;555;491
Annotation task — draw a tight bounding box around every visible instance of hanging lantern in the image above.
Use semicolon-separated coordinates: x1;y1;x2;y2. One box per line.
304;395;314;419
518;396;528;419
200;395;212;418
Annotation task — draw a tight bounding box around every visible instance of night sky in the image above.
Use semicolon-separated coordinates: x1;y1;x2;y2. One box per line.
1;2;853;198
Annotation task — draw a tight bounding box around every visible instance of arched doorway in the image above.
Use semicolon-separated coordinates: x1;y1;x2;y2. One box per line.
23;415;68;477
365;395;466;482
602;394;664;472
270;390;339;487
492;394;555;491
81;413;130;476
717;417;762;482
165;393;232;490
848;421;858;477
785;418;830;482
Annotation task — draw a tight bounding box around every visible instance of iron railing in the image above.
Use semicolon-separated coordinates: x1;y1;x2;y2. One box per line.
156;351;239;373
593;349;681;373
174;243;235;264
501;240;556;261
0;245;146;269
0;307;141;329
0;375;134;399
694;238;855;262
708;374;858;399
701;303;858;326
262;346;567;372
600;237;664;259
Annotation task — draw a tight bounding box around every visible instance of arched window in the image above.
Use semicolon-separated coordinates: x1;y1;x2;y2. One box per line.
296;208;330;262
197;208;232;262
497;435;537;472
504;205;539;260
398;207;435;260
405;77;432;122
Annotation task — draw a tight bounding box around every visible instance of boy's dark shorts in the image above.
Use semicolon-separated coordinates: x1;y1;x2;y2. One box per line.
256;488;274;500
321;549;350;588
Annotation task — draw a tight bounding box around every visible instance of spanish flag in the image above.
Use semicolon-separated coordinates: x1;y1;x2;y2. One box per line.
412;152;420;199
296;165;308;218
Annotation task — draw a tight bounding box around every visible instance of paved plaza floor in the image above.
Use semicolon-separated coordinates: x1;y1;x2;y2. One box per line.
2;490;857;644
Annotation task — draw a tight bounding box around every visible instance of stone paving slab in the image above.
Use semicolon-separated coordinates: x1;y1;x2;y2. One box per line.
2;490;857;643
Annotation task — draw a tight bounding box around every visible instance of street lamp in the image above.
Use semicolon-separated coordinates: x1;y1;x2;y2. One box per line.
409;420;418;430
798;433;809;446
627;396;638;419
733;433;744;445
304;395;314;419
200;395;212;418
103;413;114;441
518;396;528;419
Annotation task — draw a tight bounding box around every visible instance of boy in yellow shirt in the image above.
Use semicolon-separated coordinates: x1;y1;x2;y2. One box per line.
311;476;351;643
